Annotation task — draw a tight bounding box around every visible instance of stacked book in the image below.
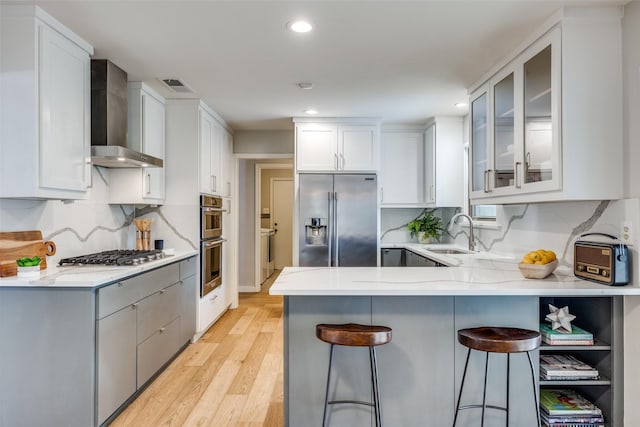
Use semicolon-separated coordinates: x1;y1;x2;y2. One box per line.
540;354;599;381
540;389;604;426
540;323;594;346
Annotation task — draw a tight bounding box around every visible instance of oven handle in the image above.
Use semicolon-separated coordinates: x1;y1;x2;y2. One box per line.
202;239;226;248
202;207;227;213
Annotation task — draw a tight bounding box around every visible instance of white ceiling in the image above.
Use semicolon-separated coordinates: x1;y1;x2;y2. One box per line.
9;0;628;131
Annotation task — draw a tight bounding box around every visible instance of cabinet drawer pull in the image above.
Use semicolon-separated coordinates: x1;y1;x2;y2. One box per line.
340;154;345;170
209;295;218;303
334;153;338;170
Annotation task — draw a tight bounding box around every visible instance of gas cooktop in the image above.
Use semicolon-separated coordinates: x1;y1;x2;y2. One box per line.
58;250;164;266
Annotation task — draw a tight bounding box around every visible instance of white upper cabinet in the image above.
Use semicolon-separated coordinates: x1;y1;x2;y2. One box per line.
221;129;234;198
109;83;166;205
0;5;93;199
199;107;224;196
469;7;622;204
294;119;379;172
380;129;424;206
380;118;463;208
425;118;464;207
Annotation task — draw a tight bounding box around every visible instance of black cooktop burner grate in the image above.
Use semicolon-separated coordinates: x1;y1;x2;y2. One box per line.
58;250;164;266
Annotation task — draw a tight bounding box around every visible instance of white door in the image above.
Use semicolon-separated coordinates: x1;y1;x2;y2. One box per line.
271;178;293;270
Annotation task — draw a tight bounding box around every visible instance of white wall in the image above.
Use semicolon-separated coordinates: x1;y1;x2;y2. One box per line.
234;130;294;154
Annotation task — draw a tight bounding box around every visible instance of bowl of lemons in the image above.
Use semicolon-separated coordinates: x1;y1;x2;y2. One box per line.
518;249;558;279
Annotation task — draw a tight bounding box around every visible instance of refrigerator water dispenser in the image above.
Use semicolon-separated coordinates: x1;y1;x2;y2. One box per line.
304;217;327;245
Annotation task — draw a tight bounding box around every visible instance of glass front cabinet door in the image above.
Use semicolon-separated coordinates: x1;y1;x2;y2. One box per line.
469;27;561;202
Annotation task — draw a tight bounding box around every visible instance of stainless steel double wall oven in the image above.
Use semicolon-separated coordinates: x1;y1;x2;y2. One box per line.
200;195;225;297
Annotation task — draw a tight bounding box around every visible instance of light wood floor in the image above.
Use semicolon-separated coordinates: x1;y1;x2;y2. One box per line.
112;272;285;427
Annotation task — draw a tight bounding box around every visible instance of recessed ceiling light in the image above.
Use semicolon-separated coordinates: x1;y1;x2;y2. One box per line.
455;102;468;108
304;109;318;115
287;20;313;33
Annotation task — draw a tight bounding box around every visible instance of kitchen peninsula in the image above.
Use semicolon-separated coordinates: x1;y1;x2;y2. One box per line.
270;251;640;427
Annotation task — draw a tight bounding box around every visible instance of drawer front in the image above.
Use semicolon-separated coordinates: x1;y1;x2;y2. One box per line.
97;263;180;319
198;285;226;331
179;256;196;280
137;281;181;344
137;317;180;387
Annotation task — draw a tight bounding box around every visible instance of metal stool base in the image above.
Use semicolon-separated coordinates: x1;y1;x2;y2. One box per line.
452;348;541;427
322;344;382;427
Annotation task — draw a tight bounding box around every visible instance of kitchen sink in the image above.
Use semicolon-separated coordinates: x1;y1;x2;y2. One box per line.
428;249;472;255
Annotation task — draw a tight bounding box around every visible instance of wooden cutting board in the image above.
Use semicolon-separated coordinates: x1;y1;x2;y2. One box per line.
0;231;56;277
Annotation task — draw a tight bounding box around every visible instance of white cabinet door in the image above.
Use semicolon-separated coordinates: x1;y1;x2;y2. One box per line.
199;109;215;194
210;120;223;195
1;7;92;199
428;117;464;208
39;24;90;192
380;131;424;205
199;108;224;196
424;125;436;204
141;91;165;200
339;125;377;171
221;129;233;198
296;123;338;171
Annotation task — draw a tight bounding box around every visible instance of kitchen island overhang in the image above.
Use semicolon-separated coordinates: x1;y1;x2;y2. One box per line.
271;263;637;427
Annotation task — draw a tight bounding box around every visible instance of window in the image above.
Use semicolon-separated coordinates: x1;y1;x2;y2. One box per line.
471;204;496;221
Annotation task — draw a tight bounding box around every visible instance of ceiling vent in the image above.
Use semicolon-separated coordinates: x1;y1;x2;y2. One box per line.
160;78;194;94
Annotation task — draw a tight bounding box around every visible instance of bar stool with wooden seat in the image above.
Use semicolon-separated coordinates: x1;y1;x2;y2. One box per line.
452;326;542;427
316;323;392;427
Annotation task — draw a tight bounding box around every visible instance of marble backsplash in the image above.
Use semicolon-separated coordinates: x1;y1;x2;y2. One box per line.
381;199;640;273
0;167;198;266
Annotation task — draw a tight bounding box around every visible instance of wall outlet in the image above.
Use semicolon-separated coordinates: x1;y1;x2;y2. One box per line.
621;220;633;245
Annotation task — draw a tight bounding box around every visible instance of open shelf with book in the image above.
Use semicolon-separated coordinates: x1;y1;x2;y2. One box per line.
539;296;622;427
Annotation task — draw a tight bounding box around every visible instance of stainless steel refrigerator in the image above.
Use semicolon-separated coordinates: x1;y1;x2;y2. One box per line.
299;174;378;266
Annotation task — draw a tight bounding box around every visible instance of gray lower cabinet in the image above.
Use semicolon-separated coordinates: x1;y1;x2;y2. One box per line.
96;257;197;425
97;305;137;425
179;257;197;344
405;250;440;267
0;256;197;427
381;248;444;267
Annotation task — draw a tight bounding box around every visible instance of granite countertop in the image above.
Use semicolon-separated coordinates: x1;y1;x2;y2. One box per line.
0;250;198;289
270;244;640;296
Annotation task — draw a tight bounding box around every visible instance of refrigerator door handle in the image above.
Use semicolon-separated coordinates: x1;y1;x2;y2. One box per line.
327;191;333;267
334;191;339;266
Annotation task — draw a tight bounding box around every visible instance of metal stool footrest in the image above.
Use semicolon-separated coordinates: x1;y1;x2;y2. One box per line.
328;399;376;408
457;404;507;413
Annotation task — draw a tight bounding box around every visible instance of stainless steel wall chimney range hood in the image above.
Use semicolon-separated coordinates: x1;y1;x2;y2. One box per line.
90;60;163;168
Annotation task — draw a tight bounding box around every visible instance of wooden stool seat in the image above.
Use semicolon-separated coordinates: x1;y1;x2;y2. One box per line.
316;323;392;347
457;326;541;353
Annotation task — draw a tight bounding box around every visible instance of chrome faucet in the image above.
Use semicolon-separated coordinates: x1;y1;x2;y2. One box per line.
448;213;476;252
